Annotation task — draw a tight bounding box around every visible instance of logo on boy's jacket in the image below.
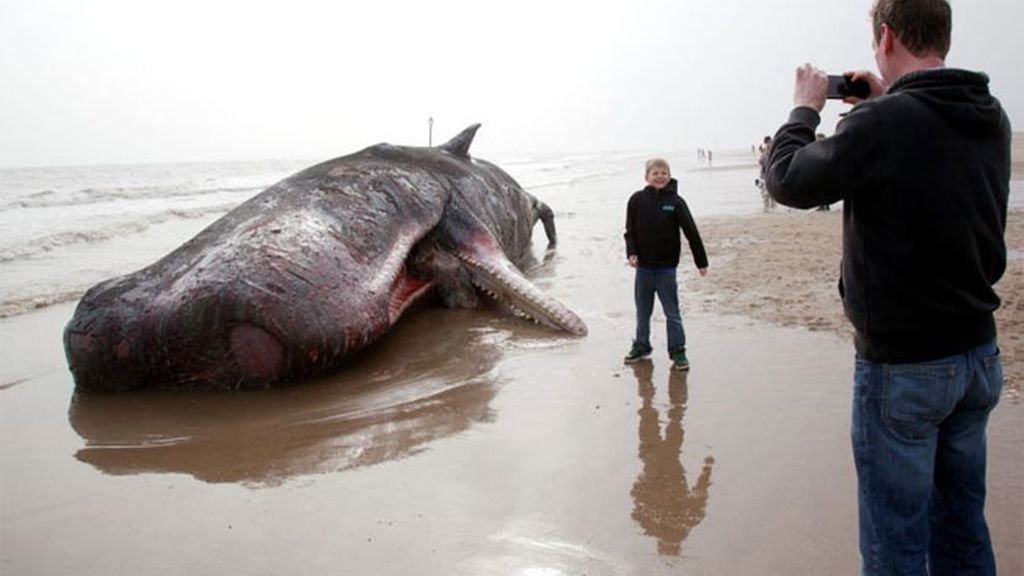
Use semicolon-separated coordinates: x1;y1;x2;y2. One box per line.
661;204;676;212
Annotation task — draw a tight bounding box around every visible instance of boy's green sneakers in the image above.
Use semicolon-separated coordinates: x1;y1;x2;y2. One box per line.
671;349;690;371
624;344;651;364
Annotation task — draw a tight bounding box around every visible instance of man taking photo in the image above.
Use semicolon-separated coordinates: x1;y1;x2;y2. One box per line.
763;0;1011;574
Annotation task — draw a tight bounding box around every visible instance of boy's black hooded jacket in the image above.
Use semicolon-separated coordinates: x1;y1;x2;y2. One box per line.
624;179;708;270
765;68;1011;362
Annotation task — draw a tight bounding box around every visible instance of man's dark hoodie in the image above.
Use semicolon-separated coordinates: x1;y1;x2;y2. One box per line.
765;68;1011;362
624;178;708;270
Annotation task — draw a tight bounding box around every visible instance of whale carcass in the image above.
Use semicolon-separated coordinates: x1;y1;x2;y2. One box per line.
63;125;587;391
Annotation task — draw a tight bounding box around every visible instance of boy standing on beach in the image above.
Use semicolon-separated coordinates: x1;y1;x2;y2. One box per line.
624;159;708;370
764;0;1009;573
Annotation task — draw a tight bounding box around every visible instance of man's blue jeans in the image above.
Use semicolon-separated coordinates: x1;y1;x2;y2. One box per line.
633;267;685;355
852;339;1003;576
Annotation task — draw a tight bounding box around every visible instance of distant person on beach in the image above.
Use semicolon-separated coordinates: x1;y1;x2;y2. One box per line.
756;136;775;211
763;0;1010;574
623;159;708;371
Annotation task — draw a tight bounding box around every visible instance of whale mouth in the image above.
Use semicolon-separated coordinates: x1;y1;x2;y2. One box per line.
387;266;435;324
451;238;587;337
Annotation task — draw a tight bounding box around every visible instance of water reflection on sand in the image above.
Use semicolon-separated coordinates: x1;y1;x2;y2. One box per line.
68;309;527;486
628;361;714;556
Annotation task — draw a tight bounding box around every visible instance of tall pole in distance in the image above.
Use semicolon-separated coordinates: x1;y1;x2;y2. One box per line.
428;117;434;147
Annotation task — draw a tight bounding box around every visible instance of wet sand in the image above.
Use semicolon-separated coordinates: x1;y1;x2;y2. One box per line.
2;150;1022;575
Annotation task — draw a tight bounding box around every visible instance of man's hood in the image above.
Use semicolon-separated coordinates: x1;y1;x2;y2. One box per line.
890;68;1008;138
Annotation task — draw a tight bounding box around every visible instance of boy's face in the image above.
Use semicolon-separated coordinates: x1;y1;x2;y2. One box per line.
646;167;671;190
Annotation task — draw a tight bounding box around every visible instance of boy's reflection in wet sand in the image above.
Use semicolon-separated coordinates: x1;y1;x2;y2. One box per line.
629;360;715;556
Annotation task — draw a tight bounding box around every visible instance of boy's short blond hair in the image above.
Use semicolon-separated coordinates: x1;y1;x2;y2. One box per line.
645;158;671;175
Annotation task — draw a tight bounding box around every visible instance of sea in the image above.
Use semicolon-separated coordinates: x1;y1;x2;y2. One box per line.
1;149;1020;319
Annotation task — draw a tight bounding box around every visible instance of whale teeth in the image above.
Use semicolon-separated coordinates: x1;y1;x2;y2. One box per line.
459;250;575;331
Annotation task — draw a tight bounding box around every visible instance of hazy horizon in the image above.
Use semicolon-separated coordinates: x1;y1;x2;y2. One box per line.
2;0;1021;169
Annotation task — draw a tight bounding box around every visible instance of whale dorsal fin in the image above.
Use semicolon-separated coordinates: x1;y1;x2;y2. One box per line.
439;123;481;158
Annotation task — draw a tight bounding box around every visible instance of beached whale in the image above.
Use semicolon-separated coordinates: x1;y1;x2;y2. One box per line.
64;124;587;391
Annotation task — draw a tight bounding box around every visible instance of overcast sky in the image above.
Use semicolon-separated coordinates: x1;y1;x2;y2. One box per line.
1;0;1020;167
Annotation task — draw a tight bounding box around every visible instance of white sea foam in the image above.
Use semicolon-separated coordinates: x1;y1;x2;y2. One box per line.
0;202;242;263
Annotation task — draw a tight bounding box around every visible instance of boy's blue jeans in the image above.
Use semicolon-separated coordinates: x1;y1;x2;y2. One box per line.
852;339;1003;576
633;267;685;355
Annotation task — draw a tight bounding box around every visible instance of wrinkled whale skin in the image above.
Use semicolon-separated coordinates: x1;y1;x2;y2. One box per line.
64;125;586;391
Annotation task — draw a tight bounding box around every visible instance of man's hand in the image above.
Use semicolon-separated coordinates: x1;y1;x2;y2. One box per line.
628;255;638;268
794;63;828;112
698;268;708;277
843;69;886;104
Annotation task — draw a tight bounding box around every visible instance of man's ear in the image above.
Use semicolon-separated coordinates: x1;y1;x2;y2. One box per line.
880;23;896;55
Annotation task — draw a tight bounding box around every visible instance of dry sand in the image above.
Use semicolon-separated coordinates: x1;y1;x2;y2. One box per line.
691;132;1024;394
1;144;1021;575
689;208;1024;398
